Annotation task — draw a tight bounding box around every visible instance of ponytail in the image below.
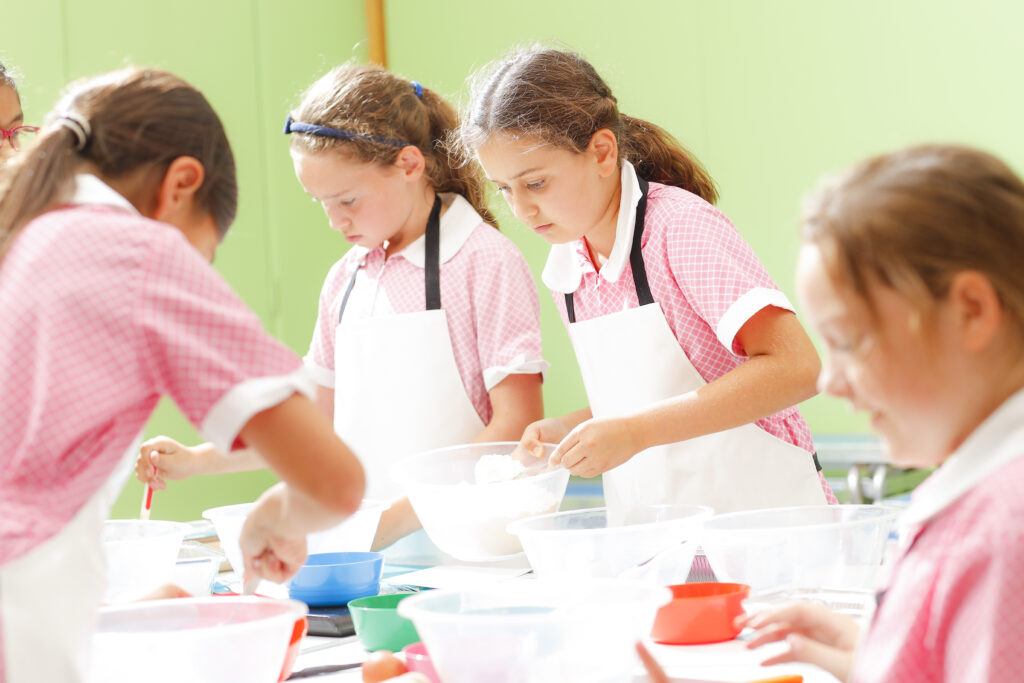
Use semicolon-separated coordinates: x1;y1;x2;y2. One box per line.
459;47;718;204
418;88;496;227
289;64;497;227
0;67;237;265
621;115;717;204
0;127;80;260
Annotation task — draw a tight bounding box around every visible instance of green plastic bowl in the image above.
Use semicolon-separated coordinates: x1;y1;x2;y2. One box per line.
348;593;420;651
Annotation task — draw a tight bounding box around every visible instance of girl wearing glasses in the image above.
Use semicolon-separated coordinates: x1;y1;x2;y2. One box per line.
135;65;547;562
0;67;365;683
0;63;37;164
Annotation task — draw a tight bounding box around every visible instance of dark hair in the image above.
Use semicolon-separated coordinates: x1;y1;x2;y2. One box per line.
290;64;497;227
0;67;237;261
802;144;1024;337
457;47;717;204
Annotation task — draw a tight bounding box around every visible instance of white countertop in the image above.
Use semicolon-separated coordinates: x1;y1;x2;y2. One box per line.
287;629;842;682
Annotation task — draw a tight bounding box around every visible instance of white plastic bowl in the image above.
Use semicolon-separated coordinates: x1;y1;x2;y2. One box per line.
700;504;898;593
90;596;306;683
203;499;390;575
398;579;670;683
101;520;187;603
391;442;570;562
507;505;712;583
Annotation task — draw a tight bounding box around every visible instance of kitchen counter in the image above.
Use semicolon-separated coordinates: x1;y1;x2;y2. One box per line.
287;630;842;682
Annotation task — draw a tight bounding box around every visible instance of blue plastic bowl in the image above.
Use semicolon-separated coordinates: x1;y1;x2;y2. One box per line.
288;551;384;607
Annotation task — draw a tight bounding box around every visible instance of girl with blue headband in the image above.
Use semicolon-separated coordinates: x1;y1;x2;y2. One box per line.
137;64;547;561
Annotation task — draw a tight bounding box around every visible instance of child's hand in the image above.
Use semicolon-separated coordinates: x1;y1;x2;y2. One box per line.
738;603;859;682
134;436;205;489
518;418;569;463
239;483;309;585
550;416;645;478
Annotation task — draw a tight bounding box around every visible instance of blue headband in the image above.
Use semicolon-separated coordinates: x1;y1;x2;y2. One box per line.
283;115;410;148
411;81;423;99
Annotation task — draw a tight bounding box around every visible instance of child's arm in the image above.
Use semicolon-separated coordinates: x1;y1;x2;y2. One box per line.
551;307;820;477
237;392;365;583
135;438;265;488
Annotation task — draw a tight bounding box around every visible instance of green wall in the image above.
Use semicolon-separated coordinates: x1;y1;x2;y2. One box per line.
4;0;1022;521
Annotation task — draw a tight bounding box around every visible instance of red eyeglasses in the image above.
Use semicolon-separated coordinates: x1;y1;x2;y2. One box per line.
1;125;39;151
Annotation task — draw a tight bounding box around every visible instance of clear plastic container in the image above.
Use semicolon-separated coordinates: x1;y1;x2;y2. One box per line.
202;499;390;575
90;596;306;683
391;442;570;562
101;520;188;603
506;505;712;583
397;579;670;683
171;542;224;596
700;504;898;593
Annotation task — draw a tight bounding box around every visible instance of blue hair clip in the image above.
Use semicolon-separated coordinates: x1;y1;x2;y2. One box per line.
411;81;423;99
283;114;410;148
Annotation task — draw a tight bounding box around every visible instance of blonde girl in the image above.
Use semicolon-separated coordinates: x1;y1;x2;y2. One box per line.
137;65;546;559
742;145;1024;681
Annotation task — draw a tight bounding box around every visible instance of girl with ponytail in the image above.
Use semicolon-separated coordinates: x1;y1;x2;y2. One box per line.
464;47;834;532
137;65;547;561
0;67;365;683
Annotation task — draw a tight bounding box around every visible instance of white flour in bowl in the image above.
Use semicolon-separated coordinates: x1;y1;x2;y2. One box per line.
474;453;528;484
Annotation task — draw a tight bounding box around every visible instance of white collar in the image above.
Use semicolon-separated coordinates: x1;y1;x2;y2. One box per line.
69;174;140;215
351;193;484;268
541;160;643;294
900;386;1024;535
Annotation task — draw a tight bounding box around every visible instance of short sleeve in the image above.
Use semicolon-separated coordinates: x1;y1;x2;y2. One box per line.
304;258;350;388
137;230;312;452
468;236;548;390
664;201;790;355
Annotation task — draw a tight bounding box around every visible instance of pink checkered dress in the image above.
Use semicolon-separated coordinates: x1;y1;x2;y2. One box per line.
0;195;310;567
305;193;547;425
544;166;834;503
852;391;1024;682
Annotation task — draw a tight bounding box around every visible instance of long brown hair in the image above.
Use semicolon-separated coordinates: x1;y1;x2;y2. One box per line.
289;64;497;227
802;144;1024;337
0;67;237;261
457;47;718;204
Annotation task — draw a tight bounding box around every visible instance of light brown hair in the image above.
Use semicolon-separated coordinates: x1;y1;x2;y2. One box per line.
0;67;237;261
457;47;717;204
801;144;1024;337
290;64;496;227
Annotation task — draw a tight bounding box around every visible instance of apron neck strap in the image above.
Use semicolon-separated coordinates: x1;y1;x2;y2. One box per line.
565;176;653;324
338;193;444;324
424;193;442;311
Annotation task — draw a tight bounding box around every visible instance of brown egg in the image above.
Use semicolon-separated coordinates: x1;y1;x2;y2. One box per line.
361;650;408;682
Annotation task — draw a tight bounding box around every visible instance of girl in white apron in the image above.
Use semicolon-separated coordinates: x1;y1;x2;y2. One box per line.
742;146;1024;681
462;47;834;519
137;66;547;563
0;68;364;683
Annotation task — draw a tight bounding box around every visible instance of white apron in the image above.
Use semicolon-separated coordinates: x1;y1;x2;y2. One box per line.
332;197;483;562
565;178;825;520
0;438;137;683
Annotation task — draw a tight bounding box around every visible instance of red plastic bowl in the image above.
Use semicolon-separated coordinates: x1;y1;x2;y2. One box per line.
650;582;750;645
278;615;308;681
402;641;441;683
